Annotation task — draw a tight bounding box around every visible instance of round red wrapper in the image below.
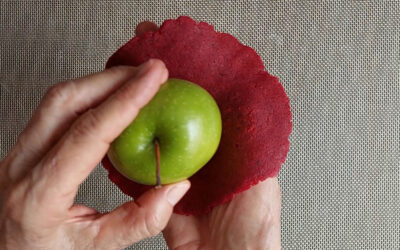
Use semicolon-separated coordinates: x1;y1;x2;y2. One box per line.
102;16;292;215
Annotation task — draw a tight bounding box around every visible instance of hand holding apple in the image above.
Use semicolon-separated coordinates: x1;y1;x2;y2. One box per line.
0;59;194;249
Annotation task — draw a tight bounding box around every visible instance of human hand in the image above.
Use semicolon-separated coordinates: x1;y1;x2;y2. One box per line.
0;45;191;248
163;178;281;250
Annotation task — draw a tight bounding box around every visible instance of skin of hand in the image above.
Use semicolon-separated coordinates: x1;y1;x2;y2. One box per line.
0;21;282;250
0;50;191;248
164;178;281;250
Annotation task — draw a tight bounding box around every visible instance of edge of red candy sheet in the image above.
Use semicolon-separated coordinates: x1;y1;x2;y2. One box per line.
102;16;292;215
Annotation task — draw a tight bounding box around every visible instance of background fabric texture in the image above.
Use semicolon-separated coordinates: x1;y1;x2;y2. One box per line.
1;1;399;249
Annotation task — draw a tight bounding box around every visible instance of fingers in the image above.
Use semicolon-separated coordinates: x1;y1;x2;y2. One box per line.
214;177;281;249
2;65;139;185
163;213;202;250
135;21;158;35
95;181;190;249
30;59;168;208
262;178;281;249
2;21;158;187
1;20;159;187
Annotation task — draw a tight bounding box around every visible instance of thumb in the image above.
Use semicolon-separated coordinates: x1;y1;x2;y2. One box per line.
95;180;190;249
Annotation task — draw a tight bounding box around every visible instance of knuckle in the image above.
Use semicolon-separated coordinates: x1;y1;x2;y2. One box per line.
15;132;36;156
115;85;137;106
116;80;155;111
3;183;26;220
142;211;163;236
44;81;74;107
108;65;135;75
70;109;100;140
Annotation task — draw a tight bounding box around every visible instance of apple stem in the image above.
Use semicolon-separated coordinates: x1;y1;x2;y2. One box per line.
154;138;162;188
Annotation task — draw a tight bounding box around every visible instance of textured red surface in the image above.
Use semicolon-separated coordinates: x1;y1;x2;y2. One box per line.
102;16;292;215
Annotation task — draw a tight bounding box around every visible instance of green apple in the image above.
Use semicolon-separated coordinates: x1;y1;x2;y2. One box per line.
107;78;222;185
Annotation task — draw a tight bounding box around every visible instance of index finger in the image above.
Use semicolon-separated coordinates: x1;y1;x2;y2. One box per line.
30;59;168;208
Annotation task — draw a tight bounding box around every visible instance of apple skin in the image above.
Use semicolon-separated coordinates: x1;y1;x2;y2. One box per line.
107;78;222;185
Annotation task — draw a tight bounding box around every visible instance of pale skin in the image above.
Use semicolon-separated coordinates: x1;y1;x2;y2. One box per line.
0;22;281;250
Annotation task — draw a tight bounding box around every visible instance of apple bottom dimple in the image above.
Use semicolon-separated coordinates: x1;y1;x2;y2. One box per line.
107;78;222;185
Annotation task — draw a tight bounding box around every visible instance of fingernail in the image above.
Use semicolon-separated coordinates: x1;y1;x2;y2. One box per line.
136;59;155;78
167;181;190;206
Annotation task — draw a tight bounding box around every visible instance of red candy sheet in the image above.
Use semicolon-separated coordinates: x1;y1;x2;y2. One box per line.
102;16;292;215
